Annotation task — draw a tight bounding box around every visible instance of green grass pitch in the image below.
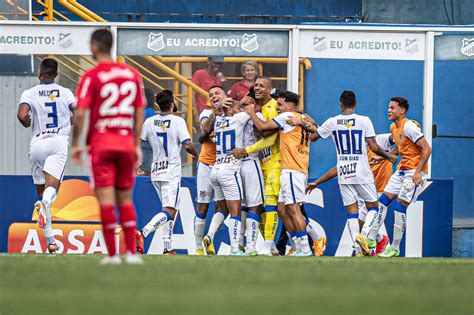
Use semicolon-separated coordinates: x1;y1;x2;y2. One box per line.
0;254;473;315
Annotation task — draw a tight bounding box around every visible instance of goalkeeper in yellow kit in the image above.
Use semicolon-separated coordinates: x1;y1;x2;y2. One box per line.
232;77;280;255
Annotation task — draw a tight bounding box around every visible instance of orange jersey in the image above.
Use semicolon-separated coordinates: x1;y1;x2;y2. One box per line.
275;112;310;174
390;118;428;173
198;140;216;165
368;148;392;193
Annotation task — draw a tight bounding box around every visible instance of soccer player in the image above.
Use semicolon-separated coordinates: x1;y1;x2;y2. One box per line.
195;86;225;255
17;58;75;254
378;97;432;257
231;77;280;256
209;98;251;255
305;91;397;256
245;91;319;256
72;29;145;265
307;133;394;255
238;90;265;255
135;90;197;254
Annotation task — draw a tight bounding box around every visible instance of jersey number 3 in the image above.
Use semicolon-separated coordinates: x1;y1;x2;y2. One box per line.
99;81;137;116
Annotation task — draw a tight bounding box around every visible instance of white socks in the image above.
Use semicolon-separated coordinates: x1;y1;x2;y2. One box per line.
207;211;226;241
347;216;360;254
163;220;173;251
361;207;378;240
229;216;241;253
194;216;206;250
306;220;321;241
240;209;248;248
42;187;57;239
392;211;406;251
142;212;170;238
245;213;259;252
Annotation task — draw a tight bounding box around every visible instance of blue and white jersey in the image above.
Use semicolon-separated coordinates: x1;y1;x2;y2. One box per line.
141;113;191;182
242;112;264;160
214;112;251;173
19;83;75;145
317;113;376;185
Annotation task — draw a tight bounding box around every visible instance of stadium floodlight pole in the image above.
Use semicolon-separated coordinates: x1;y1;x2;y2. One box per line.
422;31;437;177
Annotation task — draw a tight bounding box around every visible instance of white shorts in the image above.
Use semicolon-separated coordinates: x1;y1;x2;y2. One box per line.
196;162;214;204
384;169;427;204
29;137;68;185
153;180;180;209
210;168;243;201
278;170;307;205
241;158;264;207
339;183;378;206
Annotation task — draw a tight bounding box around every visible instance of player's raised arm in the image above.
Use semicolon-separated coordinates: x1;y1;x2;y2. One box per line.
244;103;278;132
367;138;397;164
306;166;337;194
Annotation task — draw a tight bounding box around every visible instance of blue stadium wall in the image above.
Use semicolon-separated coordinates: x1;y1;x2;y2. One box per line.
32;0;362;23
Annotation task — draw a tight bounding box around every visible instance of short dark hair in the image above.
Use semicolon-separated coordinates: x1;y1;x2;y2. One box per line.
208;85;225;93
156;90;174;112
391;96;409;112
40;58;58;78
91;29;113;54
257;76;272;88
340;90;356;108
279;90;299;107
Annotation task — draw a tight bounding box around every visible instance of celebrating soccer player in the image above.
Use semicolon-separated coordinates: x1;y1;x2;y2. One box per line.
17;58;75;254
377;97;432;257
135;90;197;255
306;91;397;256
71;29;145;264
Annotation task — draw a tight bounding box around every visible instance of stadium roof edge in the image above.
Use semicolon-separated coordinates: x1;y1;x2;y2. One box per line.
1;20;473;33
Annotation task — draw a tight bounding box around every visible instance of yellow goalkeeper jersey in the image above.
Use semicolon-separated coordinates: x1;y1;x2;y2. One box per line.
260;98;280;171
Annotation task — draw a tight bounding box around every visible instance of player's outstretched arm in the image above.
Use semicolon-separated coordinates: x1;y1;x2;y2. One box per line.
17;103;31;128
288;114;318;134
413;137;432;185
306;166;337;194
367;138;398;164
245;104;278;132
231;132;278;158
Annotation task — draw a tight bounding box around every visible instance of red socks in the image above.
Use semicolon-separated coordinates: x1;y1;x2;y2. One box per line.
100;205;117;257
119;203;137;255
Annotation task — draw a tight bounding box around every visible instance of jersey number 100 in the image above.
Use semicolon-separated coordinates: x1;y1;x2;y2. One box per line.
332;130;363;155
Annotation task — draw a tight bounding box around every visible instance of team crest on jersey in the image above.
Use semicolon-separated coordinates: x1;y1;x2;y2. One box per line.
241;33;259;53
154;119;171;131
147;32;165;52
461;38;474;57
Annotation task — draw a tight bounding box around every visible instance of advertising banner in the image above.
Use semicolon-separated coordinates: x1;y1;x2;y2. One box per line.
435;34;474;60
0;176;452;257
0;25;96;55
299;30;426;60
117;29;289;56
